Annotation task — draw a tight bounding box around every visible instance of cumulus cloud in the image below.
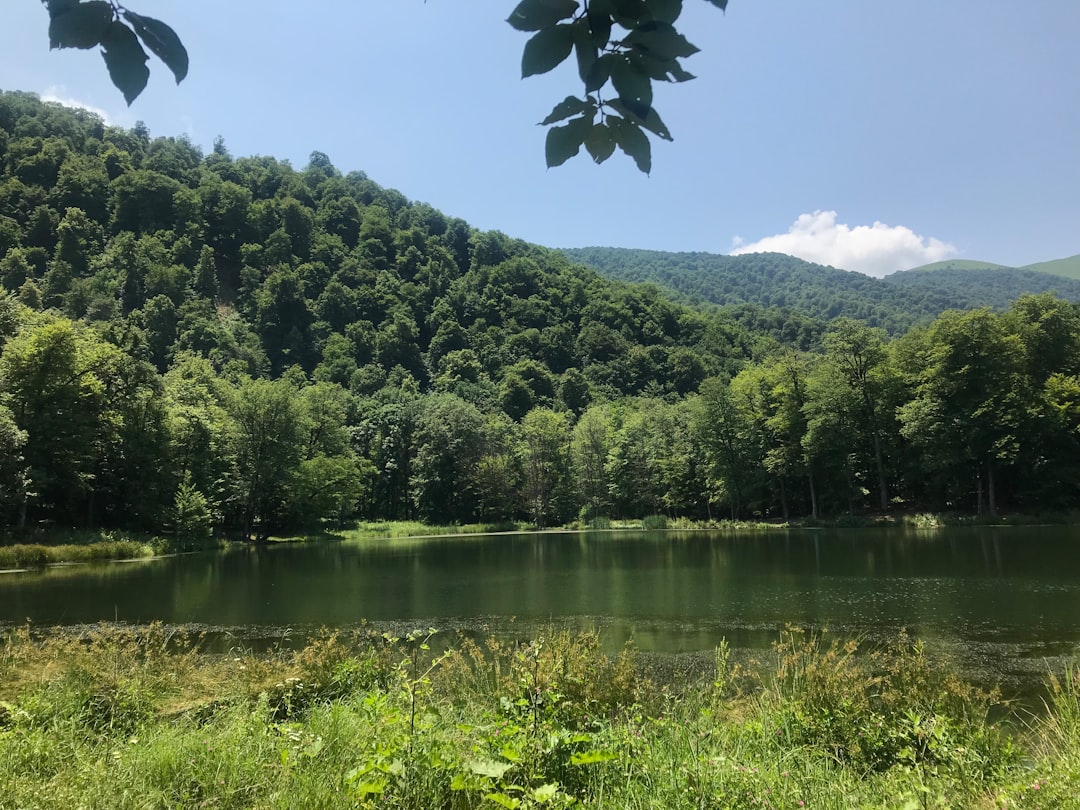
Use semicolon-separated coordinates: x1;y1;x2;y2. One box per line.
40;86;114;124
729;210;957;277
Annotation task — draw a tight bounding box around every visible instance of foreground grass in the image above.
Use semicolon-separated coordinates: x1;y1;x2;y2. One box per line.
1;625;1077;808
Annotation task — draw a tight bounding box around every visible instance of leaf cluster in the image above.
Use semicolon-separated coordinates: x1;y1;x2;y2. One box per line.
44;0;188;104
510;0;727;172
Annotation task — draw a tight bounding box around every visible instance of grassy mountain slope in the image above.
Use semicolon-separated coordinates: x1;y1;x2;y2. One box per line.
1022;254;1080;280
899;259;1009;273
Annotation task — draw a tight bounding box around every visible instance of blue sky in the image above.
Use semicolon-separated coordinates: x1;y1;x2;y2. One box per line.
2;1;1078;277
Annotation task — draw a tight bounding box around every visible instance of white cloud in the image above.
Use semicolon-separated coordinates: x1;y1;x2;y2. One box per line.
40;86;115;125
729;211;957;277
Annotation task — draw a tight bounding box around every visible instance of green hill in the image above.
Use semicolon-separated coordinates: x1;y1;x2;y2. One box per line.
881;266;1080;306
899;259;1009;273
4;90;1080;533
560;247;1080;335
1022;255;1080;280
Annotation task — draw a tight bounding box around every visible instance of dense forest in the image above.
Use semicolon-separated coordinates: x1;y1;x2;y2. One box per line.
563;246;1080;334
3;90;1080;541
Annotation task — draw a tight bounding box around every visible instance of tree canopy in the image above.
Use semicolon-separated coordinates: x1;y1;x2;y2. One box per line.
4;90;1080;539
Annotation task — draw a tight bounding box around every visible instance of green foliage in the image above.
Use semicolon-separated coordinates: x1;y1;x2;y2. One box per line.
44;1;188;106
2;91;1080;537
0;625;1070;809
512;0;726;171
172;477;214;549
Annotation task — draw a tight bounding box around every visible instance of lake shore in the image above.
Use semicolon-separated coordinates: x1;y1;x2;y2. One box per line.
5;511;1080;570
0;624;1075;808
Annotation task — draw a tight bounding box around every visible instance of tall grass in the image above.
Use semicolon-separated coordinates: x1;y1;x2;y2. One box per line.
1;623;1076;807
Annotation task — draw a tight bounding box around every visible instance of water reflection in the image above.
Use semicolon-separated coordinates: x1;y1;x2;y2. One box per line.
3;527;1080;685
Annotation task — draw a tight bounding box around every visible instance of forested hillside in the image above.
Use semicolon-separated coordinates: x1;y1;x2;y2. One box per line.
3;90;1080;539
881;266;1080;307
563;247;1080;333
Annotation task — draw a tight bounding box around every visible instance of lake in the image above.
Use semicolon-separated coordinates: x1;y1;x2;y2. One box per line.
3;526;1080;690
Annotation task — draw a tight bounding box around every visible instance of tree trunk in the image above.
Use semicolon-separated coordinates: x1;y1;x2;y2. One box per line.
873;431;888;511
975;471;984;516
808;471;819;520
779;477;789;522
987;460;997;517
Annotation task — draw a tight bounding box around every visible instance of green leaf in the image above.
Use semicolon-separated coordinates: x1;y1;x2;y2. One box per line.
532;783;560;803
45;0;80;16
484;794;522;810
624;21;700;60
466;758;514;779
611;0;649;25
608;116;652;174
584;53;613;93
122;11;188;84
100;21;149;106
507;0;580;32
606;97;672;140
569;749;618;765
521;25;575;78
707;0;729;10
644;0;684;24
584;122;616;164
586;7;613;48
572;18;598;82
540;95;594;126
48;1;113;50
610;55;653;106
545;114;592;168
634;52;696;82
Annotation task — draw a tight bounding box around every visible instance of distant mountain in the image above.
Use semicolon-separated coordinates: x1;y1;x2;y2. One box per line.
881;266;1080;309
560;247;1080;335
1023;255;1080;280
899;260;1009;273
902;254;1080;280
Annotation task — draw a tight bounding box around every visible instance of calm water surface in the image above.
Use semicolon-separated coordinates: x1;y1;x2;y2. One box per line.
3;526;1080;687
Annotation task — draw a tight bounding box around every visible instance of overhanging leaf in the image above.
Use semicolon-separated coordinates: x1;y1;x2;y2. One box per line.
572;18;598;82
707;0;729;10
100;21;149;106
584;122;616;164
586;6;613;48
123;11;188;84
608;115;652;174
610;54;653;106
48;1;113;50
521;24;575;78
507;0;579;32
545;114;592;168
539;95;594;125
634;52;696;82
45;0;80;16
624;21;700;60
584;53;613;93
606;97;672;141
644;0;683;24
